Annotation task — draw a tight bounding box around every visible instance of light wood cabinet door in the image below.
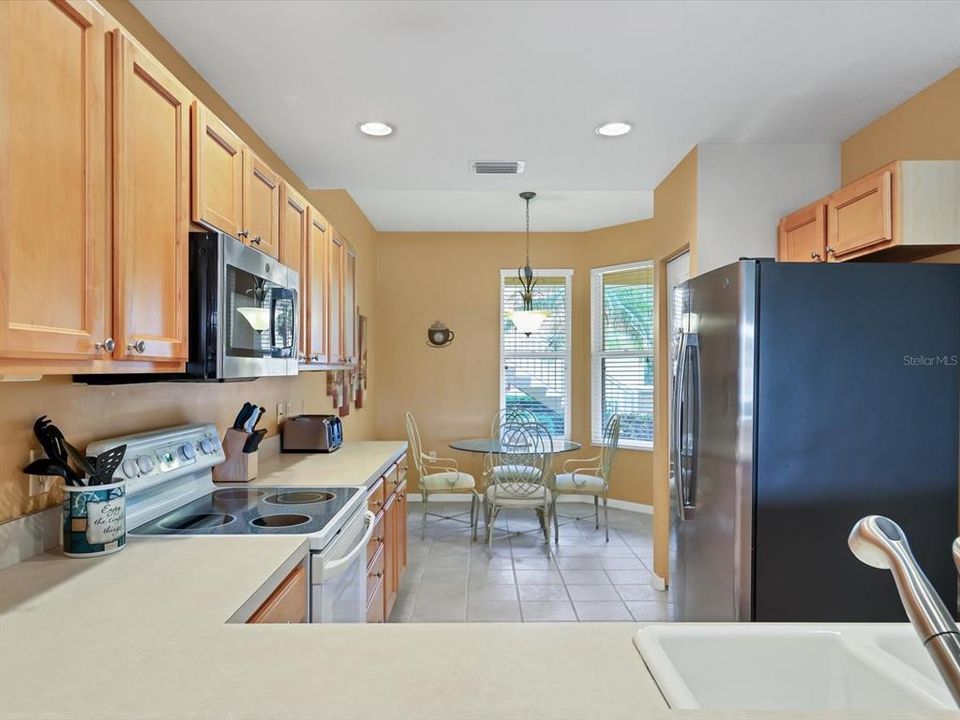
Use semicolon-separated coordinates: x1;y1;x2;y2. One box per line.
306;208;328;364
242;148;280;258
327;228;345;364
280;183;309;360
191;102;243;237
366;577;385;624
382;491;398;621
396;480;408;577
247;565;307;624
113;33;190;361
778;202;827;262
827;164;895;261
343;241;358;364
0;0;108;360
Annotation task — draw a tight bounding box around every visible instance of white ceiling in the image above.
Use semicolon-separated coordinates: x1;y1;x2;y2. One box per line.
133;0;960;232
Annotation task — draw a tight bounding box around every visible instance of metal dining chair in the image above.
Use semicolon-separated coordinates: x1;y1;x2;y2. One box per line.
552;414;621;543
484;408;538;488
483;420;553;552
405;412;481;540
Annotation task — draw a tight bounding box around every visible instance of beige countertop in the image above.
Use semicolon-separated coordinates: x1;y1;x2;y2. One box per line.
253;440;408;489
0;443;953;720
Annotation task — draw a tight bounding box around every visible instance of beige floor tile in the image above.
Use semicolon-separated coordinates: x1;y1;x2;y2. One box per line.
566;584;620;602
514;569;563;584
518;584;568;602
467;602;522;622
574;601;633;621
560;569;610;585
520;602;576;622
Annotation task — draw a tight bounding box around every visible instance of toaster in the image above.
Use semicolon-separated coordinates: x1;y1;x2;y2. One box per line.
281;415;343;453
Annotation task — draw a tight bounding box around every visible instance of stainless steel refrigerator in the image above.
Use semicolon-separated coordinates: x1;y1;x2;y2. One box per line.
671;260;959;622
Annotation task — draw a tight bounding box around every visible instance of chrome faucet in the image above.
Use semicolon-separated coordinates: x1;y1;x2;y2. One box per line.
849;516;960;706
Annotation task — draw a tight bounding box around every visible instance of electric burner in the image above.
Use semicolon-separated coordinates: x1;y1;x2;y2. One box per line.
263;490;335;505
214;488;267;501
250;513;311;528
159;513;236;531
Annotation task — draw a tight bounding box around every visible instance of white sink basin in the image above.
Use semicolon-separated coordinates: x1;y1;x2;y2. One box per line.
634;624;955;712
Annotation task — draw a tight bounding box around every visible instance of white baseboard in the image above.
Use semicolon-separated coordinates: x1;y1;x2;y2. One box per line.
407;492;652;515
651;573;667;591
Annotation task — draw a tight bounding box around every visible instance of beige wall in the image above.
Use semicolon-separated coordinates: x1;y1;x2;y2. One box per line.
841;67;960;264
0;2;380;524
375;149;698;516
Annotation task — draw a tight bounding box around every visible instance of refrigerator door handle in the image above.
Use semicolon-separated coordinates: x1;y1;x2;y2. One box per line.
682;334;701;520
673;331;687;521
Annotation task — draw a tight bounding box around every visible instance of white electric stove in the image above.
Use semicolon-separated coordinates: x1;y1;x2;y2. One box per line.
87;424;372;623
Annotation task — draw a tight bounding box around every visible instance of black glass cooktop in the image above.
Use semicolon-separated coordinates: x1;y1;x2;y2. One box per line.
130;486;360;536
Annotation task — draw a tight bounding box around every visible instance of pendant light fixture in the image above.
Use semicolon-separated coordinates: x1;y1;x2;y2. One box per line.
507;191;549;337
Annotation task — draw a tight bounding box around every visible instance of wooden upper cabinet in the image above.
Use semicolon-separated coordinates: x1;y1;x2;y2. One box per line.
307;208;329;364
242;148;281;258
327;228;345;364
0;0;108;360
826;163;894;261
778;201;827;263
280;183;309;360
113;33;190;362
343;241;358;364
191;102;243;237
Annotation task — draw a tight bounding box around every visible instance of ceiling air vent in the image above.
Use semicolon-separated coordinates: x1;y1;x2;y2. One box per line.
471;160;525;175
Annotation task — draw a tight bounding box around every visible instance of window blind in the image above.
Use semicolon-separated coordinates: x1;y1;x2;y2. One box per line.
500;271;571;439
591;262;655;448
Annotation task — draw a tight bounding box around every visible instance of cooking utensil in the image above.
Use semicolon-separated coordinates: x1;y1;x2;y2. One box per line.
23;458;76;486
242;429;267;454
86;444;127;486
232;402;255;430
243;406;264;433
33;416;87;486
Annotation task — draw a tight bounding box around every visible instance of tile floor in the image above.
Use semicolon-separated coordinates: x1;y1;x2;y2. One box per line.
389;500;676;623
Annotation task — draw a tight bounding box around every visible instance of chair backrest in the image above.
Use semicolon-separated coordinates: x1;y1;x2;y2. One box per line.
405;412;426;477
486;408;538;473
599;414;622;481
490;421;553;497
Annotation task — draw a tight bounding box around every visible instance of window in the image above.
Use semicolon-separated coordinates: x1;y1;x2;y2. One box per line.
591;261;655;449
500;269;572;439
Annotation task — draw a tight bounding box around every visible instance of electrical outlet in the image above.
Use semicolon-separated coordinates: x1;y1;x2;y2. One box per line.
26;450;54;497
277;402;286;425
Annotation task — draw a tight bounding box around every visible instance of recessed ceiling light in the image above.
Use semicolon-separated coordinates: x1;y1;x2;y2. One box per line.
594;121;632;137
358;121;394;137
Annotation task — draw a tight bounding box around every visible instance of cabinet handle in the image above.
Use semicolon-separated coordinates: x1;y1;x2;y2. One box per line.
373;571;383;578
825;245;836;257
95;338;116;353
810;251;823;262
127;340;146;354
372;500;382;508
375;536;384;543
238;229;250;239
251;235;262;245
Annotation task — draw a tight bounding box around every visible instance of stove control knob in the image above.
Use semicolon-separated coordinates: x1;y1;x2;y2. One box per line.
200;438;213;454
137;455;155;473
179;443;196;460
122;459;138;478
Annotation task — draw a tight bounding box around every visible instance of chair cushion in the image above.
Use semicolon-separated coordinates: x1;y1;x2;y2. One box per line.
555;472;605;493
489;464;542;482
485;484;551;505
421;471;476;491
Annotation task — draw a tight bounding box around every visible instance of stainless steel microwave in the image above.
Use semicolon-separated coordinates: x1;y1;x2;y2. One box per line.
188;230;299;380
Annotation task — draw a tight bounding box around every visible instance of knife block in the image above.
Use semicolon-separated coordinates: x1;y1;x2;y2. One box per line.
212;429;258;483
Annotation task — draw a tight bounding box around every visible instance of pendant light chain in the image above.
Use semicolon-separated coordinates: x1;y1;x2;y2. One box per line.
525;193;531;268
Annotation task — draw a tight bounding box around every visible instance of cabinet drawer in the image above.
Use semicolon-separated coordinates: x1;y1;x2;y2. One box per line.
247;564;307;624
366;577;384;624
384;462;401;496
367;511;385;565
367;477;385;514
827;164;895;260
367;544;385;603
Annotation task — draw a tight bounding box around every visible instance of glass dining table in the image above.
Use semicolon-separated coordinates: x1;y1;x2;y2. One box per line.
448;438;583;454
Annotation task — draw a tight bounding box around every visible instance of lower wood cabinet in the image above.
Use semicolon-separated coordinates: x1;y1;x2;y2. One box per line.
247;564;308;624
366;454;408;623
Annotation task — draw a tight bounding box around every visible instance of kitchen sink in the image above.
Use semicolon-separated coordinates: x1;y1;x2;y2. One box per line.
634;624;955;712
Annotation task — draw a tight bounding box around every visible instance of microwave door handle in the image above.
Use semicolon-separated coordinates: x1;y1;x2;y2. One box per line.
320;512;375;580
673;331;687;521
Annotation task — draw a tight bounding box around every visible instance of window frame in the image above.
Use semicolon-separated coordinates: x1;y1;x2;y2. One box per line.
590;260;655;450
499;268;574;440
